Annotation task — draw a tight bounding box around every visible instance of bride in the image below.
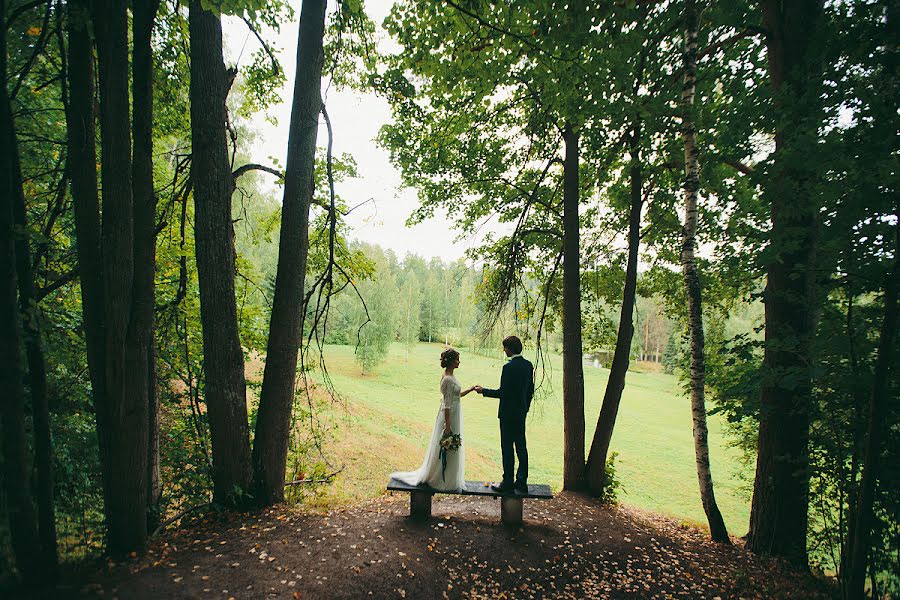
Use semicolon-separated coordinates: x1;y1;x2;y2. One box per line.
390;348;475;492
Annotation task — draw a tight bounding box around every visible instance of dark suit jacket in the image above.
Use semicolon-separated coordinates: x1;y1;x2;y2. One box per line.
482;356;534;420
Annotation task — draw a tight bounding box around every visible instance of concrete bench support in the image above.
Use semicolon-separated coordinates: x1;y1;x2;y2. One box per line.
500;496;523;526
410;490;433;520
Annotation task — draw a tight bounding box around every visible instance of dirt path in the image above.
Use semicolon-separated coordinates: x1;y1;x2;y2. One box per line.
62;493;831;599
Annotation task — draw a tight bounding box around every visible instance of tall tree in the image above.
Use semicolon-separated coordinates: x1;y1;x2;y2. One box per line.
91;0;152;553
253;0;327;505
397;277;422;357
678;0;729;544
561;124;585;491
66;0;108;532
133;0;163;528
5;0;60;572
378;2;593;490
746;0;826;568
1;0;42;579
843;7;899;592
189;0;253;506
845;230;897;597
10;65;58;581
585;120;644;496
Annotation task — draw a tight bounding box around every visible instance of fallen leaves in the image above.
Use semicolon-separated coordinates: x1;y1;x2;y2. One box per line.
79;493;831;600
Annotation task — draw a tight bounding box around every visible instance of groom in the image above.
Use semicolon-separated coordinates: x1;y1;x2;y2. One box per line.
475;335;534;495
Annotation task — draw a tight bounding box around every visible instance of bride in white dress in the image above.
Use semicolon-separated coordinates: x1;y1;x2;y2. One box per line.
390;348;475;492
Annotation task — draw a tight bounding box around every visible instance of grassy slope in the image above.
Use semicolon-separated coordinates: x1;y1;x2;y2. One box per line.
307;341;751;534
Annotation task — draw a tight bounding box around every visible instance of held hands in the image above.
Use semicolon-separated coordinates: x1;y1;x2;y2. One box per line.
474;385;484;394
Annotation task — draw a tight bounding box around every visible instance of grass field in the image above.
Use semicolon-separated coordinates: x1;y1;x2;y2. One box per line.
297;341;752;535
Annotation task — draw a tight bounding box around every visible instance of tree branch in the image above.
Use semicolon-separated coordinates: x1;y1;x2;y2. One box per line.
232;162;284;181
35;268;78;301
284;467;344;487
723;159;754;176
241;16;280;77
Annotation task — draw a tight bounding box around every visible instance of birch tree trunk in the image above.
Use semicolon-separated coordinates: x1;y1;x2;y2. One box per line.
679;0;730;544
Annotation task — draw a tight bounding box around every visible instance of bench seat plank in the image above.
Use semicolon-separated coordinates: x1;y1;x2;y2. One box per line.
387;478;552;500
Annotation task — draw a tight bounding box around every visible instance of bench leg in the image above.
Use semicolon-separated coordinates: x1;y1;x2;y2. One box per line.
410;491;433;520
500;496;523;526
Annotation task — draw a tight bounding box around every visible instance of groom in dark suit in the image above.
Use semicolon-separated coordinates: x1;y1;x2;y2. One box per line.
475;336;534;495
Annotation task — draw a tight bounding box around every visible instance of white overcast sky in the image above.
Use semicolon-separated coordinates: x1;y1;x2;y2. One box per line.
222;1;479;263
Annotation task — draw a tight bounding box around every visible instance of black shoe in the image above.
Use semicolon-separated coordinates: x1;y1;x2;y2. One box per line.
490;481;514;494
514;482;529;495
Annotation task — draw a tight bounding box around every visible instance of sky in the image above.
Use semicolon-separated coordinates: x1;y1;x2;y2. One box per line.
222;1;478;263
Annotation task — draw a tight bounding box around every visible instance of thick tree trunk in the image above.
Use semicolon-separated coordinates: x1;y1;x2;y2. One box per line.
132;0;162;530
561;124;586;491
746;0;825;569
189;0;253;506
66;0;109;523
1;1;42;578
252;0;327;505
584;121;644;496
92;0;150;554
679;0;729;544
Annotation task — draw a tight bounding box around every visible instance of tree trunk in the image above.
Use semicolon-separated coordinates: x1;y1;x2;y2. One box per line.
189;0;253;506
66;0;109;524
844;6;897;594
845;231;897;597
747;0;825;568
92;0;151;554
561;124;585;491
584;120;644;496
679;0;729;544
133;0;162;529
252;0;327;505
1;1;42;578
10;88;59;580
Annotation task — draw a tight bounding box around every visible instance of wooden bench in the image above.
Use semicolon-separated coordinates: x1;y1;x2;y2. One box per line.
387;478;553;526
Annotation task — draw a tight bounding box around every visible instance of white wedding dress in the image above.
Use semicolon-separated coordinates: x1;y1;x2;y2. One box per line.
390;374;465;492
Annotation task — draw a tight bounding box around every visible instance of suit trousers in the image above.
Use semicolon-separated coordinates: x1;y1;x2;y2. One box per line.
499;413;528;486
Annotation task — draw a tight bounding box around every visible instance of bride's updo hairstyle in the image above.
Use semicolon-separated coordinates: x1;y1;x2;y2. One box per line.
440;348;460;368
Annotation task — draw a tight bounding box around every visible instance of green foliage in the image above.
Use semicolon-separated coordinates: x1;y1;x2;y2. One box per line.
598;452;621;506
349;276;396;374
323;0;377;89
396;277;422;355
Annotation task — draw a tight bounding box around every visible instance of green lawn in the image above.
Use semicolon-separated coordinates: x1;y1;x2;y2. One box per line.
307;341;752;534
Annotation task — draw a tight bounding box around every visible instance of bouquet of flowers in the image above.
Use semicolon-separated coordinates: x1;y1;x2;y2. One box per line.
439;432;462;481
